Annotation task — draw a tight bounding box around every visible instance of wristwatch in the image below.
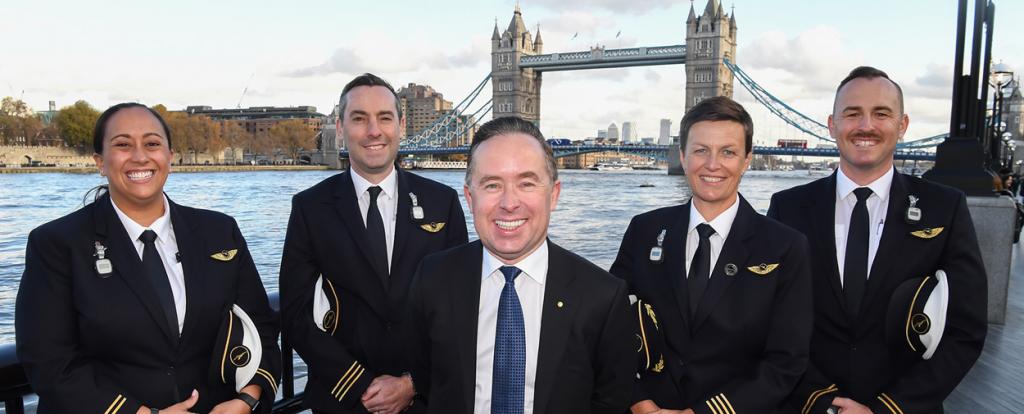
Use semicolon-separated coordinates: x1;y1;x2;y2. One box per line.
236;392;260;412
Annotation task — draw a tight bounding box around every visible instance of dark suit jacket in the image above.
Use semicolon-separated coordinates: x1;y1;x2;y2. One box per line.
610;196;813;414
408;240;634;414
279;168;467;413
768;172;987;414
16;193;281;414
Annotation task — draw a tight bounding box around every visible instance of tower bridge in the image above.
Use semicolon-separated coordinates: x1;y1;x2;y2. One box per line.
330;1;942;170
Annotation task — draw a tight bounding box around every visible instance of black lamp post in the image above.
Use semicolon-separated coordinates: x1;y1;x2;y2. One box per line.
923;0;998;195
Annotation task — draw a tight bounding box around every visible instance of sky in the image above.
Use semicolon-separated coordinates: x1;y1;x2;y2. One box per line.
2;0;1022;147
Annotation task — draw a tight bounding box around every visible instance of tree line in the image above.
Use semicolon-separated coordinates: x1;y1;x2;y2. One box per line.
0;98;317;164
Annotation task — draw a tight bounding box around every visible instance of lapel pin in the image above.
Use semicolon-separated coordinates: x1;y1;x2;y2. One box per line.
175;252;181;263
557;301;564;308
905;195;922;224
409;192;425;221
94;241;113;278
724;263;738;276
649;229;666;263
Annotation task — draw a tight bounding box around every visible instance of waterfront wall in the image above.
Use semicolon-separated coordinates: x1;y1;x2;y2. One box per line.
0;145;94;167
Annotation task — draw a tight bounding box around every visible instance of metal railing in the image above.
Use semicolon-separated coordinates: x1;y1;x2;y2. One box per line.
0;292;307;414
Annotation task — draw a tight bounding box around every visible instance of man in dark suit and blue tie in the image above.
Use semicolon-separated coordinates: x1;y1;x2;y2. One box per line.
768;67;987;414
611;97;814;414
407;116;635;414
279;73;468;413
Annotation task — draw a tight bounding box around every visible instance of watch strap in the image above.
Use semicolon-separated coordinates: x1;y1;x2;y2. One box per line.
236;392;259;412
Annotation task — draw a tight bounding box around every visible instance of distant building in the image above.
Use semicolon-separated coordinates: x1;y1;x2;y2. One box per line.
607;123;620;140
597;129;608;139
1004;79;1023;142
37;101;58;126
396;83;454;137
184;105;324;136
622;121;638;143
659;119;672;145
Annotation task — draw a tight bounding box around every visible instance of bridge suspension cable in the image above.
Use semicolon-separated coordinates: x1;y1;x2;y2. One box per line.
723;59;947;149
403;74;492;149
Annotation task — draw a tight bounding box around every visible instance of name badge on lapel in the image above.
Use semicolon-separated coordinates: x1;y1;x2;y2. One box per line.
906;195;922;224
94;241;112;278
409;192;425;221
649;229;666;263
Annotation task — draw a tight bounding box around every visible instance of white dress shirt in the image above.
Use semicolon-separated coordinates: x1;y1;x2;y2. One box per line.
111;195;186;334
474;241;549;414
686;197;740;279
834;166;893;285
350;168;398;273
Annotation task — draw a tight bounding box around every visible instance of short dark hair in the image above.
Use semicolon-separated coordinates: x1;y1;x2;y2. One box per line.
93;103;172;154
466;116;557;185
835;66;905;114
679;96;753;154
338;73;403;121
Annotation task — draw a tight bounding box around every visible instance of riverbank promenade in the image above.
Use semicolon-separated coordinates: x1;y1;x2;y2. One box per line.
946;240;1024;411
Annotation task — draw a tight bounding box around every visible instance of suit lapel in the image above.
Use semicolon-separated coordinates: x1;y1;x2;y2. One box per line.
93;195;179;344
533;242;581;414
664;202;692;333
453;242;483;414
810;173;846;308
332;170;388;285
861;172;910;318
692;197;755;330
169;198;204;348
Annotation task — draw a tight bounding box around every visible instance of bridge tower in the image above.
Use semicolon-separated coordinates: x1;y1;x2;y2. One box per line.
491;4;543;124
671;0;737;174
684;0;736;111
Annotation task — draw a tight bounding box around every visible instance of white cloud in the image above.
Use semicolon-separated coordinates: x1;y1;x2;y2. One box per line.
741;26;863;98
532;0;678;15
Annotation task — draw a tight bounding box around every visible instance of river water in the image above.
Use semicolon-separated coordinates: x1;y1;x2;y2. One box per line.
0;168;822;345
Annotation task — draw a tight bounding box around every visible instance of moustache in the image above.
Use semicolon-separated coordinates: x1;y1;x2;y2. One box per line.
850;132;882;140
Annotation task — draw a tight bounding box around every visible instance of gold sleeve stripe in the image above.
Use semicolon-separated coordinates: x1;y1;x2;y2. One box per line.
220;309;234;383
336;366;365;401
716;394;736;414
705;399;722;414
802;384;838;414
332;362;359;396
326;278;340;335
104;394;125;414
878;393;905;414
256;368;278;396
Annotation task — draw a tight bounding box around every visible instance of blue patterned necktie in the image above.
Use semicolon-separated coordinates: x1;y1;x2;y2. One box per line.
492;265;525;414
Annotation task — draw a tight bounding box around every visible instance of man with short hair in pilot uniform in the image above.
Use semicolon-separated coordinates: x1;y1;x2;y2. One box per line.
768;66;987;414
279;73;468;413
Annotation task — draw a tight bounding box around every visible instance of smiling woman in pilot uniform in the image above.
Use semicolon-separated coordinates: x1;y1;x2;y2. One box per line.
15;103;280;414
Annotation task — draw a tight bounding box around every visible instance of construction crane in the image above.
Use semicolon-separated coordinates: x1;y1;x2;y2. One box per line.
236;73;255;109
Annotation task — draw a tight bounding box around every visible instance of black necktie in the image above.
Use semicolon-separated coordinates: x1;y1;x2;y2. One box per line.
844;187;873;318
688;223;716;317
139;229;179;338
366;186;389;280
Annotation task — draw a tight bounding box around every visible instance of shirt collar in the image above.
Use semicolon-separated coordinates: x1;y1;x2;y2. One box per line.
481;240;549;286
836;166;894;203
350;167;398;200
688;195;739;241
110;194;173;244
